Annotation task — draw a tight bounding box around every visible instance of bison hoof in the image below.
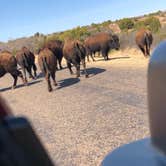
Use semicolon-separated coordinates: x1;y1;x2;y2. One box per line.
85;74;89;78
48;87;53;92
29;76;35;79
12;86;16;90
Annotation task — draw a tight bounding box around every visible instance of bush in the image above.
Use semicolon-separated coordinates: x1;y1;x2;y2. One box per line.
45;26;91;42
134;16;161;33
118;18;134;31
100;20;112;27
134;21;146;30
144;17;161;33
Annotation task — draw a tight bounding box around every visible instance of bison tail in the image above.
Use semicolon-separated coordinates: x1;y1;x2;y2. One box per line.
75;43;84;59
23;53;29;67
145;33;150;55
42;57;50;74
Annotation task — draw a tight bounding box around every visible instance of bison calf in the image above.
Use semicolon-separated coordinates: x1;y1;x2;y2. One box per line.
0;51;26;89
38;48;57;92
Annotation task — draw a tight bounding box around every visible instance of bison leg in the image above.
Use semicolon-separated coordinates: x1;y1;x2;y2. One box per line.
86;54;90;62
90;53;96;62
143;45;148;57
67;62;73;75
51;71;57;86
46;73;52;92
87;53;95;62
11;74;18;89
32;63;37;78
139;46;146;57
145;44;150;56
102;50;109;61
58;58;63;70
27;67;34;79
11;70;27;89
81;59;88;78
22;67;28;83
17;70;27;85
74;64;80;78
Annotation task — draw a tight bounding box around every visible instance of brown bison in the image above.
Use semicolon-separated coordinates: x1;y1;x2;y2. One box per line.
16;47;37;83
0;51;25;89
84;32;120;61
45;40;64;70
63;40;88;78
135;29;153;57
38;48;57;92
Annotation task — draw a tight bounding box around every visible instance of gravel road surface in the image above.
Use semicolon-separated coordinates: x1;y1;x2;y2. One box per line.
0;51;150;166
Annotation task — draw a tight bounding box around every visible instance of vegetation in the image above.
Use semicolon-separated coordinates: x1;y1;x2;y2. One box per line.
134;16;161;33
118;18;135;31
46;26;90;42
0;10;165;51
144;17;161;33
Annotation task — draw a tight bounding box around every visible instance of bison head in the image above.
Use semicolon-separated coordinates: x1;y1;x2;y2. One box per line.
110;35;120;50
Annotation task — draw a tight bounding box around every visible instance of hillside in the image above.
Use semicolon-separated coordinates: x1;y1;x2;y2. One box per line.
0;10;166;53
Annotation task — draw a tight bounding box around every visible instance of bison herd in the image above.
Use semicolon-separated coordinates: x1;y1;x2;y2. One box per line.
0;29;153;92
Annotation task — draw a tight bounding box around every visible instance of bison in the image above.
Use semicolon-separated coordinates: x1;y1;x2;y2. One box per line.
63;40;88;78
38;48;57;92
135;29;153;57
16;47;37;83
45;40;64;70
84;32;120;61
0;50;26;89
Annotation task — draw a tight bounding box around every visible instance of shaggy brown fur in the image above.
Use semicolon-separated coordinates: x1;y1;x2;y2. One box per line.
45;40;64;69
84;32;120;61
16;47;37;83
63;40;88;78
0;51;25;89
135;29;153;57
38;48;57;92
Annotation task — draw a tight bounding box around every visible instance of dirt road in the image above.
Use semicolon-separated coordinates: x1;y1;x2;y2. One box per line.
0;50;150;166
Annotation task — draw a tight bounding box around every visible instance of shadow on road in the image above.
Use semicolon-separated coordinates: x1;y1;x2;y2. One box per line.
57;77;80;89
110;56;130;60
36;72;44;79
37;66;68;79
96;56;130;62
0;80;42;92
84;67;106;77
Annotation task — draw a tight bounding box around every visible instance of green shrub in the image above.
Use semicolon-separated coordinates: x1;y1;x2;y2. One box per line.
100;20;112;27
144;16;161;33
134;16;161;33
118;18;134;31
45;26;91;42
134;21;146;30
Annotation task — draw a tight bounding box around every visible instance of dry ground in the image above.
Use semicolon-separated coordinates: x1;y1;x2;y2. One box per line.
0;49;150;166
